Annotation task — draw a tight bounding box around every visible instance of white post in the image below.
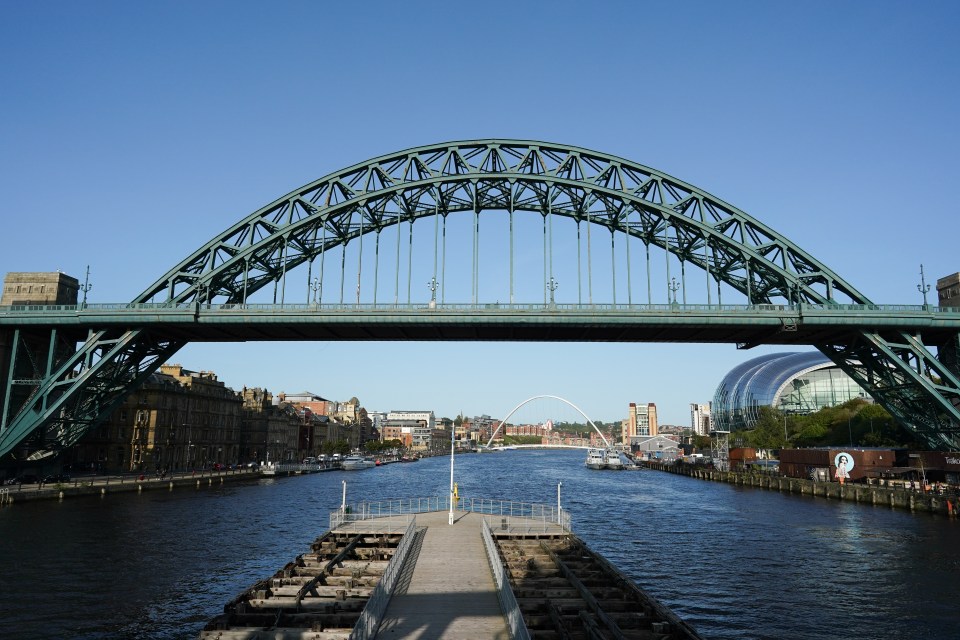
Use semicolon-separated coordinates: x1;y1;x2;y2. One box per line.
448;434;455;525
341;480;347;511
557;481;562;525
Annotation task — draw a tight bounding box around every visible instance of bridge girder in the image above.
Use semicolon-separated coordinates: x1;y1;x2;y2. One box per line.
2;140;958;458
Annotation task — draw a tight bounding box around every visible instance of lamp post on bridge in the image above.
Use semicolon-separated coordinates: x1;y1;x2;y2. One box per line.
427;277;439;309
311;278;321;306
917;264;931;309
80;265;92;309
547;277;559;307
668;277;680;305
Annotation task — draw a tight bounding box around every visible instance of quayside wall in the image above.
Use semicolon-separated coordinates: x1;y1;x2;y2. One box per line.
0;469;262;505
645;462;957;517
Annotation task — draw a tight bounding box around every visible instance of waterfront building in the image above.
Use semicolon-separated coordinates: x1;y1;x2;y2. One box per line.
630;434;680;461
431;427;451;452
368;411;387;438
624;403;658;443
387;410;435;450
690;403;712;436
504;423;547;437
67;364;242;473
380;420;415;449
241;386;301;465
712;351;868;432
278;391;334;417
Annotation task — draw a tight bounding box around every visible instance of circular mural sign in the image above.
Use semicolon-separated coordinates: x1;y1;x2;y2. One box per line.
834;452;855;472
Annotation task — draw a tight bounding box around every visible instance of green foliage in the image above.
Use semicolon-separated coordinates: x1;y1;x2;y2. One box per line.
363;439;403;453
692;435;712;451
503;435;542;445
749;398;925;450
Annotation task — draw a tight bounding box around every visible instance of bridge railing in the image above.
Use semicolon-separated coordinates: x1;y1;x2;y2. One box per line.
4;301;959;315
349;516;418;640
481;517;532;640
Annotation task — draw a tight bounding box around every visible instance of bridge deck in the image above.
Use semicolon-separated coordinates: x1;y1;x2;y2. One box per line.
371;510;510;640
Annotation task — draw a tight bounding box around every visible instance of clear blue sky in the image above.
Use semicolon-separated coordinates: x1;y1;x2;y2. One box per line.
2;1;958;426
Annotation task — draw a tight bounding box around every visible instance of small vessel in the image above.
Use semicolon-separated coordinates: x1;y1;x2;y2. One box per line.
605;449;625;470
585;447;638;470
585;448;606;469
340;455;375;470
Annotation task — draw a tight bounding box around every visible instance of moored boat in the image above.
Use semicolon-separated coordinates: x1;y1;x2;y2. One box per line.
605;448;626;470
585;448;606;469
340;455;375;470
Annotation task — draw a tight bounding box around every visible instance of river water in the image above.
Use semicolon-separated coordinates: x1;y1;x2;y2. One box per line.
2;449;959;639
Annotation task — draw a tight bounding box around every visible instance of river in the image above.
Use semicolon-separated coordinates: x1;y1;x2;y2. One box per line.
2;449;959;639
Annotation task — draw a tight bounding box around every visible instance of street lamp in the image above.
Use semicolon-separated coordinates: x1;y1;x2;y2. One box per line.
917;264;931;308
80;265;93;309
668;277;680;305
547;276;559;306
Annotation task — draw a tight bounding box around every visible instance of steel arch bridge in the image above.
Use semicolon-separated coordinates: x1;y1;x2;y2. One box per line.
2;139;959;459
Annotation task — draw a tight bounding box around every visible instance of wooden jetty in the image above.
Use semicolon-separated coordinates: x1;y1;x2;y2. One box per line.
199;499;702;640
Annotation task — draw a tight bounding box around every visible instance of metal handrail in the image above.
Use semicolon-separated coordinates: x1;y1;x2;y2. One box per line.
4;301;959;315
337;496;572;533
481;517;532;640
349;516;418;640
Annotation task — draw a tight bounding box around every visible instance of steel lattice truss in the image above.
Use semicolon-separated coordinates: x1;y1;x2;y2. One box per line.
2;140;958;457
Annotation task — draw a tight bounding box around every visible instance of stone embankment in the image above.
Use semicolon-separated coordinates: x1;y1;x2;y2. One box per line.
645;462;957;517
0;468;262;505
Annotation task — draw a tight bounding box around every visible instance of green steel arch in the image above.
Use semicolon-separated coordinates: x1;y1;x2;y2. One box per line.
2;139;959;459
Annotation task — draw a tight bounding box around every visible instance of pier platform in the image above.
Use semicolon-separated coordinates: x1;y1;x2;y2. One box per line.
374;511;511;639
200;499;700;640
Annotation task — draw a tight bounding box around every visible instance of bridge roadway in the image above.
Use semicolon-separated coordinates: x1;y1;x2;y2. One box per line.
4;301;960;346
373;510;513;640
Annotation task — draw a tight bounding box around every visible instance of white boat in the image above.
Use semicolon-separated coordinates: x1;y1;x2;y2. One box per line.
585;448;638;470
604;450;625;470
340;455;375;470
584;448;606;470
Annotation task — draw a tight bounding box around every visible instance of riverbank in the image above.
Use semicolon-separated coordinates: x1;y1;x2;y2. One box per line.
0;467;263;505
645;461;957;516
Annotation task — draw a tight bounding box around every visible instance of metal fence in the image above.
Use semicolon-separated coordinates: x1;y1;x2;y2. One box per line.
481;517;532;640
328;507;414;533
333;496;571;533
349;516;418;640
5;301;959;315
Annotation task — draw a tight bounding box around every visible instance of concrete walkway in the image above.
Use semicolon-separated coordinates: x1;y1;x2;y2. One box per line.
374;511;510;640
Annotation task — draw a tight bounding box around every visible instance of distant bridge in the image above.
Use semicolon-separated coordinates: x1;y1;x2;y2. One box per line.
2;139;958;459
483;444;591;451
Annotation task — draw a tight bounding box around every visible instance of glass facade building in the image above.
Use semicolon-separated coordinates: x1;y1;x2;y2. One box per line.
712;352;866;432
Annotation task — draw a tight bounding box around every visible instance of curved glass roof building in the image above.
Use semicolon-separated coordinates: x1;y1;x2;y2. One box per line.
712;351;866;432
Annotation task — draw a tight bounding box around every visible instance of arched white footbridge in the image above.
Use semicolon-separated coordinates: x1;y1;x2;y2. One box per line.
483;395;611;449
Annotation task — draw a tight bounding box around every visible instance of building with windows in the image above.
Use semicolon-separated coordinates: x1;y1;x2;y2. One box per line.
386;410;435;450
690;403;712;436
622;403;658;443
712;351;868;432
938;272;960;308
66;364;243;473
